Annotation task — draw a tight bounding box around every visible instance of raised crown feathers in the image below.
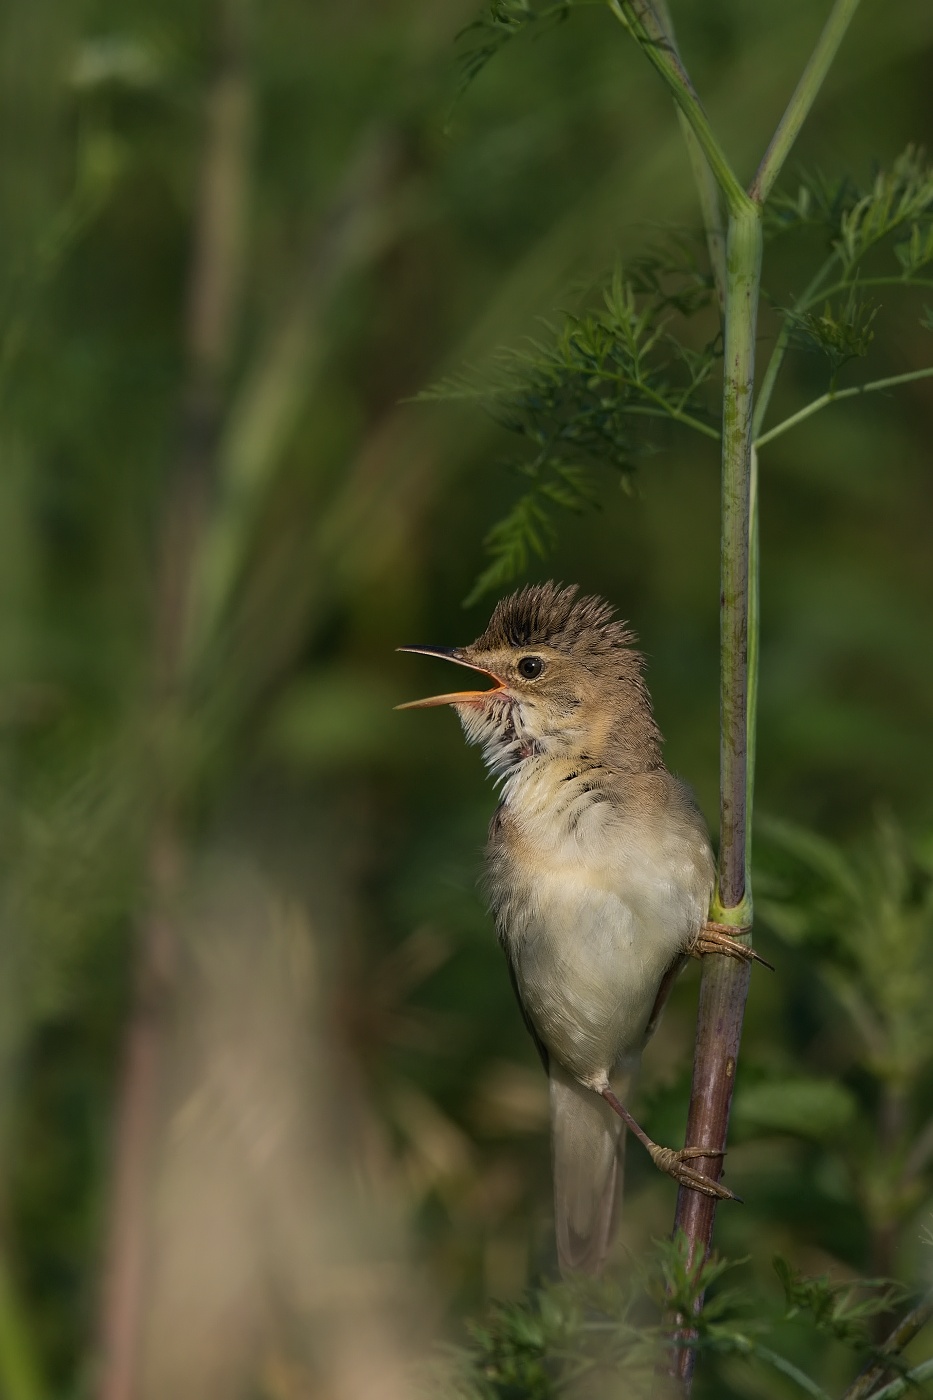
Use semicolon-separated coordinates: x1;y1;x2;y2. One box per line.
473;582;640;659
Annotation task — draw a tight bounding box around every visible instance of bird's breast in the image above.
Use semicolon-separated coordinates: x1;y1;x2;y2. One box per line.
487;757;713;1082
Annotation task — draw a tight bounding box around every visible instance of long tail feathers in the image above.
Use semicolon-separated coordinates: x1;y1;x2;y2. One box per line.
549;1061;631;1276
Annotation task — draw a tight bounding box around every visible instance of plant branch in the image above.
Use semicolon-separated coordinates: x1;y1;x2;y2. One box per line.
679;114;728;317
841;1289;933;1400
750;1343;832;1399
601;373;723;438
670;203;762;1389
867;1358;933;1400
751;251;841;439
607;0;751;216
652;0;727;315
805;275;933;302
753;365;933;449
750;0;863;204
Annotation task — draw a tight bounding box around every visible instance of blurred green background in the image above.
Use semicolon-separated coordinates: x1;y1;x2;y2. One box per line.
1;1;932;1396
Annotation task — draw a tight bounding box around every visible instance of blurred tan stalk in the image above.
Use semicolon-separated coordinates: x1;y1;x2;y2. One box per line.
140;860;423;1400
96;2;254;1395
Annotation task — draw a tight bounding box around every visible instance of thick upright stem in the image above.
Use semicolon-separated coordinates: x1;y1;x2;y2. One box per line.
602;2;861;1388
671;204;762;1388
717;206;761;912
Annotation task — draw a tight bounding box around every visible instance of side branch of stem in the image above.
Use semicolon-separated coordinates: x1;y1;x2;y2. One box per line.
750;0;863;203
607;0;751;216
754;365;933;449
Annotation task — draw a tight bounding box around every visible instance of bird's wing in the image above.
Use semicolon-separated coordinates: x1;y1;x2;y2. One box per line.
642;951;689;1045
502;941;550;1072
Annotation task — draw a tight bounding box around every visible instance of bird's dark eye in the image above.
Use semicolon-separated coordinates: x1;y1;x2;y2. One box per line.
517;655;545;680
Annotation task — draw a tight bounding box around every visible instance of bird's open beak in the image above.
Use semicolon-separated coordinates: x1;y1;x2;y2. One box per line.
395;646;507;709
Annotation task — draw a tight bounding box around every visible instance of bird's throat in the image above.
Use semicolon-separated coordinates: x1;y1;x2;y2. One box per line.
454;693;538;781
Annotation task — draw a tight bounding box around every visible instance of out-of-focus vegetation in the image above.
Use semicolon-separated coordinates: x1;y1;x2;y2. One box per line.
0;1;932;1396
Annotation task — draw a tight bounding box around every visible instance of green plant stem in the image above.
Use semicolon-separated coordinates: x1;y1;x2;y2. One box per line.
746;445;759;866
750;1343;832;1399
753;365;933;448
752;268;933;447
651;0;727;315
604;402;720;436
679;114;727;315
868;1358;933;1400
812;275;933;301
752;252;841;439
602;375;723;438
716;205;762;912
841;1289;933;1400
607;0;751;215
671;204;762;1389
750;0;863;203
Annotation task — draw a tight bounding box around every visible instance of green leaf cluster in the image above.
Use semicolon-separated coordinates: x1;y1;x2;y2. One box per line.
455;0;576;100
432;138;933;600
425;1272;663;1399
785;286;878;382
426;1238;933;1400
766;146;933;280
422;257;718;602
755;815;933;1285
759;814;933;1086
774;1258;906;1351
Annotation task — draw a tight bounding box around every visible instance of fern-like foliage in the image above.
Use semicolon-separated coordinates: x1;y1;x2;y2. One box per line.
774;1258;907;1351
424;137;932;601
421;254;719;603
758;813;933;1086
420;1236;932;1398
758;147;933;402
784;284;879;384
766;145;933;279
455;0;575;99
418;1239;740;1399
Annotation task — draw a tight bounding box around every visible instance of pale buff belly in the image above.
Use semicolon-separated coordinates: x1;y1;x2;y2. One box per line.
505;865;703;1087
488;762;714;1087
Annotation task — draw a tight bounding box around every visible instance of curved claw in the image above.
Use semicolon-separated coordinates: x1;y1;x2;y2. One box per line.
692;922;775;972
648;1144;742;1202
599;1087;743;1204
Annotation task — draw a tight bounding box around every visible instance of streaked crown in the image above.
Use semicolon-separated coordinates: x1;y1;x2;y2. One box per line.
474;582;638;657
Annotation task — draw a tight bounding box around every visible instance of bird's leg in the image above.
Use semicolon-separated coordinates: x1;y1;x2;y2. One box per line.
600;1088;740;1203
689;921;774;971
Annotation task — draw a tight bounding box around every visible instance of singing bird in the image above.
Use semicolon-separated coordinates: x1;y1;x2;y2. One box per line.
397;582;758;1275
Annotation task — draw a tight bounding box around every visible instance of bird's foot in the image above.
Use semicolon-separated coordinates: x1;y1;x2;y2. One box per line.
648;1143;741;1202
689;921;774;971
601;1088;741;1203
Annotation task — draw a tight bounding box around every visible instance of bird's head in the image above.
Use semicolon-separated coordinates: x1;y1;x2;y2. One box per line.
397;582;662;779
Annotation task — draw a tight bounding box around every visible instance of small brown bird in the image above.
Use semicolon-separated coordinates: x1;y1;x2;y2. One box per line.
398;582;758;1275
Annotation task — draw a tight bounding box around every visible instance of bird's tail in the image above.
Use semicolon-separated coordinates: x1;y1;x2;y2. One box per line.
549;1059;634;1276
